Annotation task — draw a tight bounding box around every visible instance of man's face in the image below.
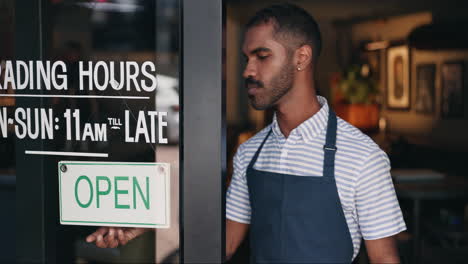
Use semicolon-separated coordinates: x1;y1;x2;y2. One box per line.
242;22;295;110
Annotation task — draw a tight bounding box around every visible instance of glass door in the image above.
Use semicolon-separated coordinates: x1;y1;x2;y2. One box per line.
10;1;224;263
11;0;182;263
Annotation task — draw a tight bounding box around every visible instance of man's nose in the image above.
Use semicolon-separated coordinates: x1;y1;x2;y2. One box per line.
242;62;256;79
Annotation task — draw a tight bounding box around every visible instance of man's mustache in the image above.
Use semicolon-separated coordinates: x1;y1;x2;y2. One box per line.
245;77;264;88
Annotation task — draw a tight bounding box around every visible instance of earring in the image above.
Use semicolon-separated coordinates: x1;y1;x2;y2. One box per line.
297;66;301;71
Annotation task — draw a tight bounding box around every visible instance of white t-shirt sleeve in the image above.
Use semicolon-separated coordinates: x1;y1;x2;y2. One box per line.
226;145;251;224
355;148;407;240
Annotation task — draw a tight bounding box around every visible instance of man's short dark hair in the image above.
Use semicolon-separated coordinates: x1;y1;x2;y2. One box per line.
246;3;322;63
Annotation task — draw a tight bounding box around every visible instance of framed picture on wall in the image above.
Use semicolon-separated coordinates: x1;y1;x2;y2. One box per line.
441;62;464;118
415;64;436;114
386;45;410;110
362;50;381;80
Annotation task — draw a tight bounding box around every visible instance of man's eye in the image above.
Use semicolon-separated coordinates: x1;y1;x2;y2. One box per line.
258;55;269;60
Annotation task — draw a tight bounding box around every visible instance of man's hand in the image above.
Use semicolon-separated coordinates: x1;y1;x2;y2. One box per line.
86;227;151;248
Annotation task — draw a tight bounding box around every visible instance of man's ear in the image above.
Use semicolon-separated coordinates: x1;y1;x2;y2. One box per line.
294;44;313;70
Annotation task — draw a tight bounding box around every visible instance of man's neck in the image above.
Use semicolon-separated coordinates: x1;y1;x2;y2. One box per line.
275;93;321;138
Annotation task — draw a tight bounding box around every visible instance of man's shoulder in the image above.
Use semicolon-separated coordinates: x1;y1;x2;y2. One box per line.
336;116;383;157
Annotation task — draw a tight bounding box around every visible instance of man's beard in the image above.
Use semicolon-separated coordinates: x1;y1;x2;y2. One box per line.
247;62;295;110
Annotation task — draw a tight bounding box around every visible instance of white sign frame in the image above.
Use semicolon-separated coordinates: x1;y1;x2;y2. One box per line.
58;161;170;228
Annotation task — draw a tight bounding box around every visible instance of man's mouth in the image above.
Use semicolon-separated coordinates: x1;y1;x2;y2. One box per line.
245;77;263;96
247;85;259;96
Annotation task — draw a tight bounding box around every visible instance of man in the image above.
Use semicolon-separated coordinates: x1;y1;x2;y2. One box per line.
87;3;406;263
226;3;406;263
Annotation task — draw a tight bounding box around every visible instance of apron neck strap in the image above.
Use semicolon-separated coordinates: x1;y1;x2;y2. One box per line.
323;109;337;178
247;129;273;170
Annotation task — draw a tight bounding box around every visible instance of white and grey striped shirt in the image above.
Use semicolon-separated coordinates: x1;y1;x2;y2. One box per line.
226;96;406;259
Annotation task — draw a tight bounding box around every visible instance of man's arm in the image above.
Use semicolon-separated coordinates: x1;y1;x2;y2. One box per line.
355;149;406;263
226;219;249;261
365;235;400;263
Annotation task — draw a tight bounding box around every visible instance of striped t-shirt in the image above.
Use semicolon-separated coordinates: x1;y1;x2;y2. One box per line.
226;96;406;260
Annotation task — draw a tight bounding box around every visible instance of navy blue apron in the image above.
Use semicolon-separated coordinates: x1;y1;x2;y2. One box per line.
247;110;353;263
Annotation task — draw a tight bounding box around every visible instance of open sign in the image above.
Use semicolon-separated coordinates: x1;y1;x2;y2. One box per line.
58;161;170;228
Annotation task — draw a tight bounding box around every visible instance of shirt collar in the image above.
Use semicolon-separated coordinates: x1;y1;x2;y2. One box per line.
271;95;329;142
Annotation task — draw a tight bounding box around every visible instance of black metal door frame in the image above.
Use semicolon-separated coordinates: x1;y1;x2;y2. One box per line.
181;0;225;262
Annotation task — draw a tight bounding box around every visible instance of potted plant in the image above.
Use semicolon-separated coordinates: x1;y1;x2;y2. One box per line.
334;64;380;131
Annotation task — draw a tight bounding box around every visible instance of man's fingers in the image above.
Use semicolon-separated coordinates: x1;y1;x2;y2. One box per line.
86;235;96;243
86;227;109;243
105;227;117;246
86;227;141;248
107;228;115;241
96;234;109;248
95;227;110;236
118;229;125;241
108;236;119;248
118;229;129;246
126;228;140;240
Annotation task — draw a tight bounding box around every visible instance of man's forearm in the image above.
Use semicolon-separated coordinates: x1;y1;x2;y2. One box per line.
365;236;400;263
226;220;249;261
369;253;400;264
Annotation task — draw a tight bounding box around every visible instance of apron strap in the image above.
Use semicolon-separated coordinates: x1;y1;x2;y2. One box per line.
247;129;273;170
323;109;337;178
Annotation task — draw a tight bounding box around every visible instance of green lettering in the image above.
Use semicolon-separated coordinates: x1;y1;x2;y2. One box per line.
114;176;130;209
133;176;150;209
74;175;93;208
96;176;111;208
